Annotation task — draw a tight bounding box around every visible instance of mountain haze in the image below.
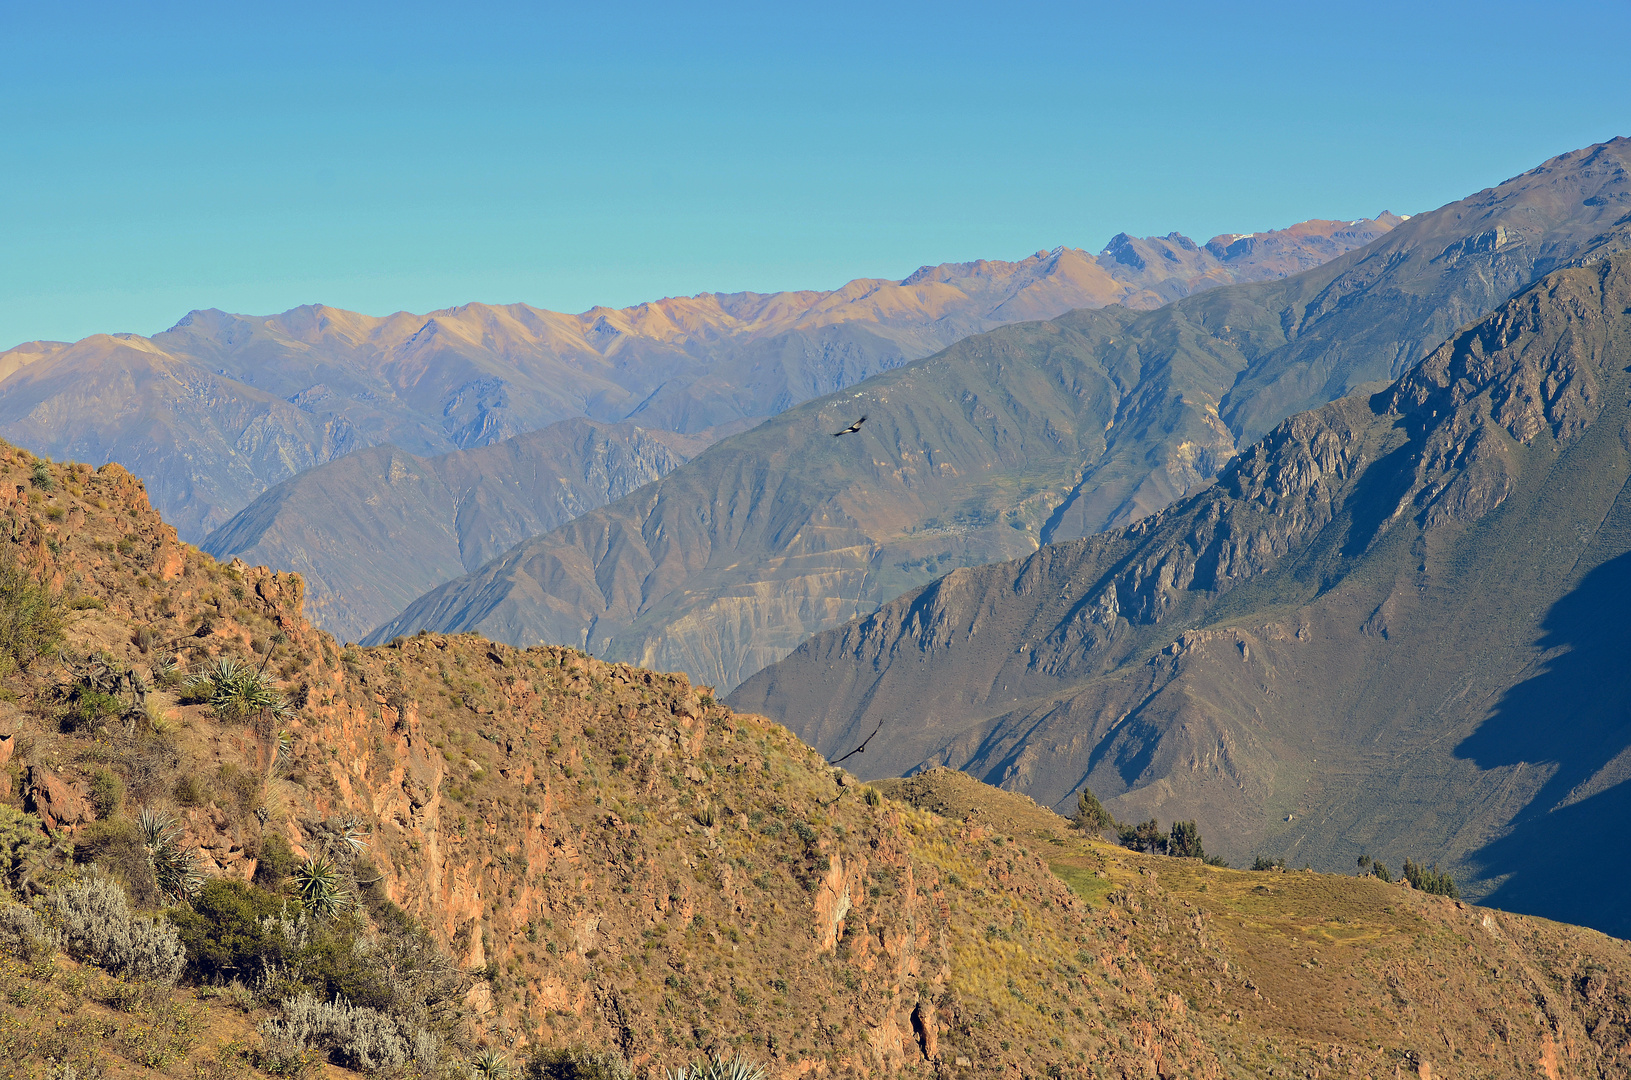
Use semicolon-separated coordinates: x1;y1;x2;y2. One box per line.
0;216;1389;540
372;139;1631;697
201;418;721;642
732;253;1631;937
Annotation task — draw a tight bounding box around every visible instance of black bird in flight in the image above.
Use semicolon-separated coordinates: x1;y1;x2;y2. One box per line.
832;415;867;437
830;716;885;766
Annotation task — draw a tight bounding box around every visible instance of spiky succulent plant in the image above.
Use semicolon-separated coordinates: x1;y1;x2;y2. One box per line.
469;1049;511;1079
187;656;293;723
293;855;352;919
138;807;201;902
664;1055;767;1080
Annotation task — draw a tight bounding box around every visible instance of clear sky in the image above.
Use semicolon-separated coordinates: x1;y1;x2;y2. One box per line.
3;0;1628;349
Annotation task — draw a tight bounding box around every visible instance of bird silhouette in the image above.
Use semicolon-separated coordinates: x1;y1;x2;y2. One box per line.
832;416;867;437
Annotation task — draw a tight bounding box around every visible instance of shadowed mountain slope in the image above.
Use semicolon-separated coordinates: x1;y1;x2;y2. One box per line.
0;217;1387;541
6;446;1631;1078
200;418;723;643
731;254;1631;936
374;140;1631;696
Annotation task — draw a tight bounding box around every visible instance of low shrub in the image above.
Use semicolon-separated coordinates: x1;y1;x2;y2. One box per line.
527;1047;634;1080
0;553;64;672
254;832;296;890
40;871;185;982
72;819;160;908
256;993;409;1074
0;901;58;961
167;878;291;984
90;769;125;819
0;805;46;887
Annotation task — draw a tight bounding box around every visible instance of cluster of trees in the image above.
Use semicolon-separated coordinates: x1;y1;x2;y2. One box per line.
1073;787;1224;865
1355;854;1459;897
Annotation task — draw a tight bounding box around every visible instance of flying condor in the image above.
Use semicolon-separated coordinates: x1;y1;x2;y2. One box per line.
832;416;867;437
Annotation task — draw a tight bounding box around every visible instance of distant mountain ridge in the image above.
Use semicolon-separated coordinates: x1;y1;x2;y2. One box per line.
0;214;1396;539
731;253;1631;936
369;139;1631;698
200;417;720;642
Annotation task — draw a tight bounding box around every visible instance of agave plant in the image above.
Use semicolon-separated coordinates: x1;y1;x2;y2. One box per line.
292;855;353;919
468;1049;510;1080
138;807;202;902
188;656;293;723
664;1054;767;1080
336;815;370;855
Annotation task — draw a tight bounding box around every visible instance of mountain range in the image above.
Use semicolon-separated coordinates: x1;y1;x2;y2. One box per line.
370;139;1631;701
4;451;1631;1079
198;418;722;642
731;252;1631;937
0;215;1393;542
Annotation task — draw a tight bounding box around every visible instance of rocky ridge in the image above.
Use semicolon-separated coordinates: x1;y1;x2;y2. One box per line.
0;216;1392;543
373;139;1631;696
3;444;1631;1078
731;253;1631;936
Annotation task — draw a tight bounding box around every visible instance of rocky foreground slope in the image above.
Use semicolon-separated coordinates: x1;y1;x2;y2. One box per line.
0;216;1389;543
733;252;1631;939
5;445;1631;1079
374;139;1631;695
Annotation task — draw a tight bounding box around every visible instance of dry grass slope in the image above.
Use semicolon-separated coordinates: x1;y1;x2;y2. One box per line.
1;444;1630;1080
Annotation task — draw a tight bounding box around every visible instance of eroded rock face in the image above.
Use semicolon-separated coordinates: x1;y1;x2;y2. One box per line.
25;765;93;835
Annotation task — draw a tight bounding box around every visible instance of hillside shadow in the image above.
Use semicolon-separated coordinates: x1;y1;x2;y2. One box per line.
1455;551;1631;937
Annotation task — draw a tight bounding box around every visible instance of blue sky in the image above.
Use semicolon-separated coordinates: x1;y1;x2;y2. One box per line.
2;0;1628;349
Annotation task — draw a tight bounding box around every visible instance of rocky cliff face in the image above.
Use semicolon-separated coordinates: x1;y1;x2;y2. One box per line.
376;140;1631;698
732;254;1631;937
200;418;703;643
8;442;1631;1077
0;216;1391;544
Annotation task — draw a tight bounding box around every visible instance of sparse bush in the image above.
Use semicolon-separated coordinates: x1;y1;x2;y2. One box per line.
255;832;297;890
0;804;46;887
0;900;58;961
89;768;124;819
61;688;121;733
40;871;186;982
1252;855;1287;872
73;818;160;907
527;1047;634;1080
256;992;409;1073
0;553;65;672
173;774;206;807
